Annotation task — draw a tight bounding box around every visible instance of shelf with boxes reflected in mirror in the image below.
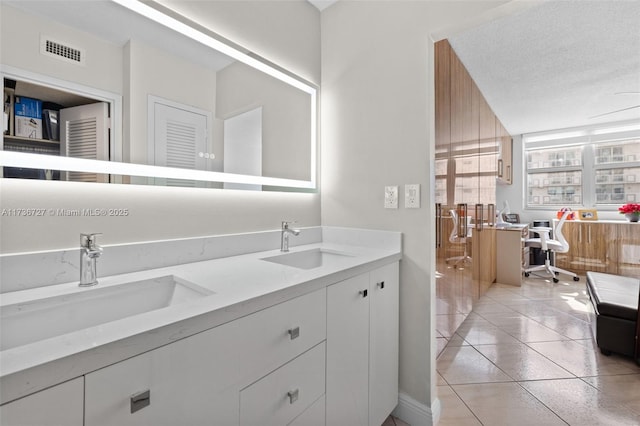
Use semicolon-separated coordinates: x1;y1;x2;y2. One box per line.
3;78;105;181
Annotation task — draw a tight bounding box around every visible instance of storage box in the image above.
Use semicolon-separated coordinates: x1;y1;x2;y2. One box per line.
15;96;43;139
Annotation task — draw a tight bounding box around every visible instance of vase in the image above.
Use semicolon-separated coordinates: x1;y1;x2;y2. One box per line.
625;213;640;222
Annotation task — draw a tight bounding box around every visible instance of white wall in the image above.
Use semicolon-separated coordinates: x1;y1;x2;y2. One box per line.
0;4;122;94
158;0;321;85
321;0;507;417
1;1;321;254
217;61;311;181
124;39;217;166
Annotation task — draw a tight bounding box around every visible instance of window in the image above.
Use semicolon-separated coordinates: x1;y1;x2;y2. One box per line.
524;122;640;209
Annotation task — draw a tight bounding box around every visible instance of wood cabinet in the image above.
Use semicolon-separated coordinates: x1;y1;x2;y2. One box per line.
0;377;84;426
617;224;640;278
497;120;512;185
472;226;497;295
555;221;618;274
496;226;529;286
326;262;399;426
435;39;507;322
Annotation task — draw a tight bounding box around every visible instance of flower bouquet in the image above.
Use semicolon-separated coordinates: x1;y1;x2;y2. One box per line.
619;203;640;222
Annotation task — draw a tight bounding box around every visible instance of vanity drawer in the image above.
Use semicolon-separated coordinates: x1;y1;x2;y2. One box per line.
235;288;326;384
288;394;325;426
239;342;325;426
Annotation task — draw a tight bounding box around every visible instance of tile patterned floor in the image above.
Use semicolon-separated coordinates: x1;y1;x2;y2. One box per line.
436;275;640;425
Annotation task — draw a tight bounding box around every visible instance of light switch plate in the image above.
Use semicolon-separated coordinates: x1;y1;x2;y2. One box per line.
405;184;420;208
384;186;398;209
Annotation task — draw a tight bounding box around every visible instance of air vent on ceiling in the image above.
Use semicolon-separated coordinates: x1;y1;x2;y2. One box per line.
40;36;86;66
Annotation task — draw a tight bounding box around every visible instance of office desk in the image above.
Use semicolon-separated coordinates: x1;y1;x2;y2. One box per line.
496;224;529;286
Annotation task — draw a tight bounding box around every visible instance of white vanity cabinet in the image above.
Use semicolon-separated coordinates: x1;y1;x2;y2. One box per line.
84;319;241;426
326;262;400;426
0;377;84;426
84;288;326;426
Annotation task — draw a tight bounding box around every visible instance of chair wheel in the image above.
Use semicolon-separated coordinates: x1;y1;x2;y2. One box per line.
553;278;559;283
573;276;580;281
524;272;530;277
554;271;559;276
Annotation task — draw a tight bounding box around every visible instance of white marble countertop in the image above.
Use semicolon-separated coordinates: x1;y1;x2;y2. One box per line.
0;229;401;404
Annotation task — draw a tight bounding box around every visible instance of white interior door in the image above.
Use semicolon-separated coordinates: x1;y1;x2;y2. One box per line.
223;107;262;190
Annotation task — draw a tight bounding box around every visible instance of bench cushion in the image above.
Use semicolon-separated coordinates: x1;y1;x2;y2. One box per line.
586;272;639;321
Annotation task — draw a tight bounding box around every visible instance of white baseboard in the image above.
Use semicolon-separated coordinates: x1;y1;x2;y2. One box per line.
392;392;441;426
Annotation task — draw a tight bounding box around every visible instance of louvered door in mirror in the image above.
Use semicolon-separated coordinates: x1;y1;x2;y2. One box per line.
60;102;110;183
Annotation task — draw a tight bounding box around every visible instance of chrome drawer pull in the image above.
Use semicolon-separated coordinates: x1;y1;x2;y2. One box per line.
377;281;385;289
288;326;300;340
287;389;299;404
130;389;150;414
359;289;368;298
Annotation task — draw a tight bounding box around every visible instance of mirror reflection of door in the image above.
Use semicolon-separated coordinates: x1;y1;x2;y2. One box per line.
223;107;263;191
60;102;110;183
150;97;210;187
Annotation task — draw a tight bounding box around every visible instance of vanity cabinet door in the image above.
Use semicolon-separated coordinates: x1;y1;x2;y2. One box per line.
369;262;400;426
85;321;241;426
326;273;370;425
326;262;400;426
0;377;84;426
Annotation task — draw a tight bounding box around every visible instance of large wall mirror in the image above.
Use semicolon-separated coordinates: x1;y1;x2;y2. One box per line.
0;0;317;190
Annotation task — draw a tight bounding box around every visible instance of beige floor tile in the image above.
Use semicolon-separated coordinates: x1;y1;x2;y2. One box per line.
454;323;522;346
528;340;639;377
436;337;448;356
528;313;593;339
498;317;570;343
436;313;467;338
451;382;566;425
475;342;574;381
444;333;470;347
436;385;482;426
468;302;516;315
484;293;531;303
437;346;511;384
581;374;640;412
521;378;640;425
437;372;448;386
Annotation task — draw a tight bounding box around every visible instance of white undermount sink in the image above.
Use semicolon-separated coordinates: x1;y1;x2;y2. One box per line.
261;248;354;270
0;275;213;351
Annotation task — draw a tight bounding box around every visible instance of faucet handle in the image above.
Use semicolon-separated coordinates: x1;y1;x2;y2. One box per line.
282;221;297;230
80;233;102;249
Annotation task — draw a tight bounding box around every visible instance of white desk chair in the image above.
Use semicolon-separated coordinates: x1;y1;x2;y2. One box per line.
523;210;579;283
446;209;472;268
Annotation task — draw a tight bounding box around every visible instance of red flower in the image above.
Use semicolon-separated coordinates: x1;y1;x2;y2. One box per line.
619;203;640;214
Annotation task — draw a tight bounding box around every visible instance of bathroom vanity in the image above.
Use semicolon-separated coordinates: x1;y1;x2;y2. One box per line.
0;227;401;426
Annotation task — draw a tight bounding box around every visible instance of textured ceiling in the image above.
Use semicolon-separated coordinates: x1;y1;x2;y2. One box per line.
448;1;640;135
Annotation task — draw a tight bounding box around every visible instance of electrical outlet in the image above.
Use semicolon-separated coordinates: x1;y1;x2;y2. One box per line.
405;184;420;208
384;186;398;209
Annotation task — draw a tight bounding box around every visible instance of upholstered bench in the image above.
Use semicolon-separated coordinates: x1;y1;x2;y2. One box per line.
586;271;639;363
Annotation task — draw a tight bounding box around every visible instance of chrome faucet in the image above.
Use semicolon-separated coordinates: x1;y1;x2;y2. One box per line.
79;233;103;287
280;221;300;252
